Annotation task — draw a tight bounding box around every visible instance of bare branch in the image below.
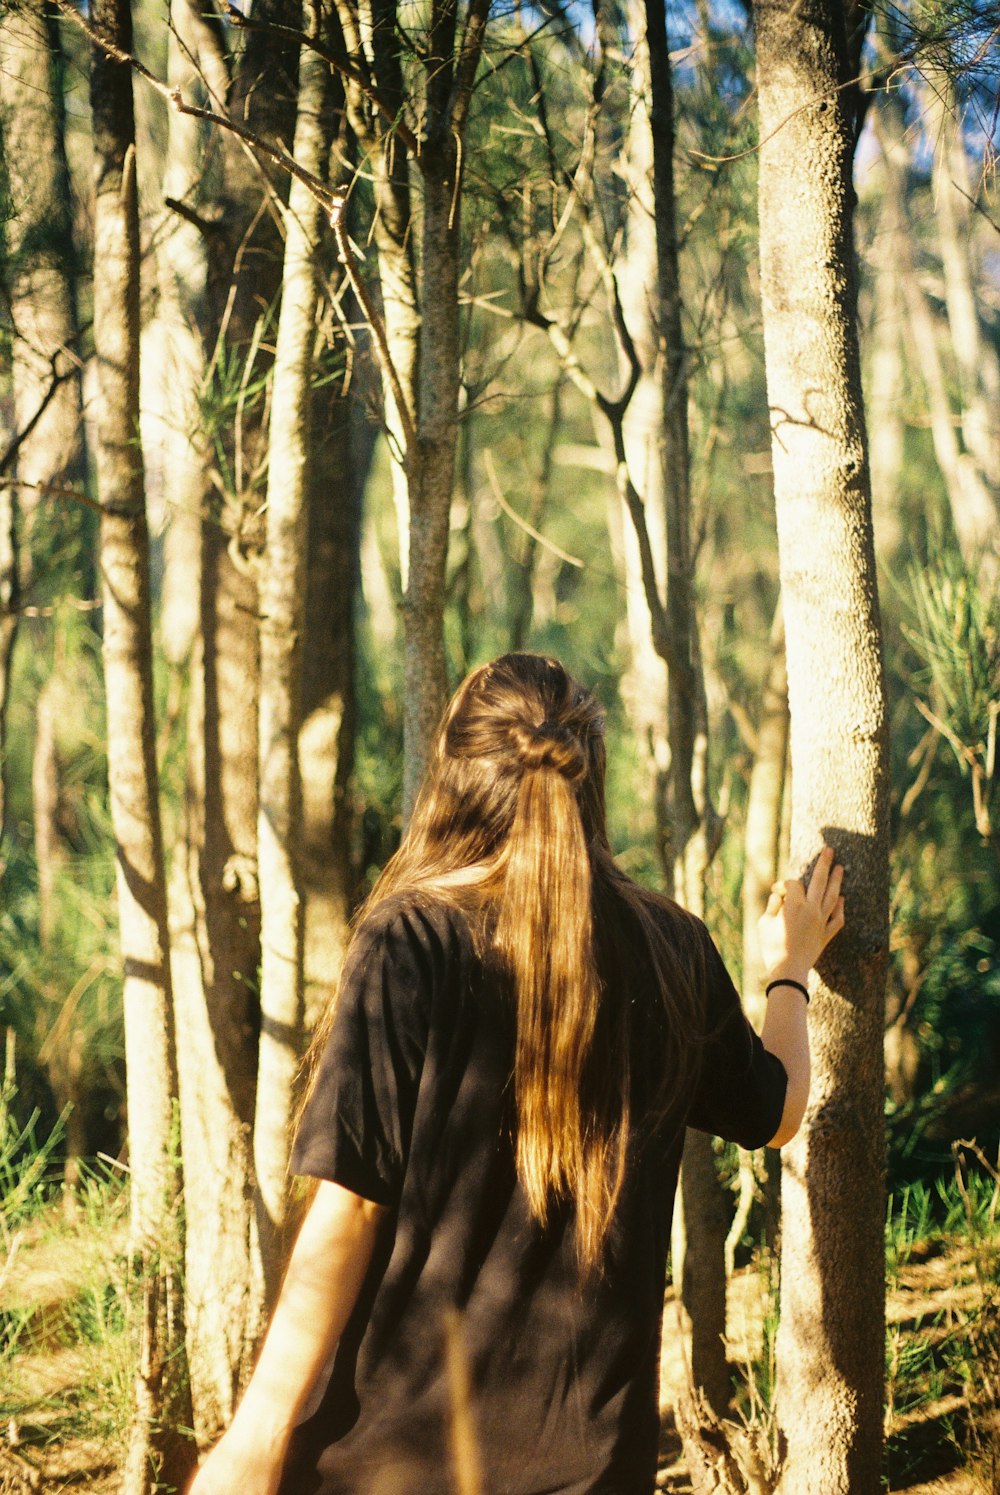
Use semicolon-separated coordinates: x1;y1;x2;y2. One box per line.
328;193;416;458
482;448;583;569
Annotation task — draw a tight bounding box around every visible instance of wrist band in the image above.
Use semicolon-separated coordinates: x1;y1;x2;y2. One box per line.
765;978;810;1004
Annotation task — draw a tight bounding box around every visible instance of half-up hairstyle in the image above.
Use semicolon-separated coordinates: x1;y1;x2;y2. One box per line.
300;654;701;1271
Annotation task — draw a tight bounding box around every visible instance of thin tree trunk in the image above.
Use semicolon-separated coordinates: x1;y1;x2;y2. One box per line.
741;601;788;1027
300;383;369;1027
727;601;788;1268
253;14;336;1308
168;8;299;1439
874;102;997;577
643;0;730;1419
753;2;890;1490
928;82;1000;495
864;230;905;559
89;1;192;1485
155;0;216;671
332;0;488;815
0;0;86;839
32;672;63;951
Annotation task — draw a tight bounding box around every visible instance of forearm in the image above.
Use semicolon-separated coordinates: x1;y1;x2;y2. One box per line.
231;1183;386;1451
760;960;811;1147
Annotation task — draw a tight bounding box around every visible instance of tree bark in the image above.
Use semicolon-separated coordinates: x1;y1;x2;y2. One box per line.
642;0;730;1420
89;1;192;1485
753;3;890;1491
253;12;337;1308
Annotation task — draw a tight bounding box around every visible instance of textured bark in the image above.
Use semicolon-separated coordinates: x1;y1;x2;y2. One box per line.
753;3;891;1491
89;2;192;1485
253;18;336;1307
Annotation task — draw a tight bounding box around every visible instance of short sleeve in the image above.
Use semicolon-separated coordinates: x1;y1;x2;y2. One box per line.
290;907;434;1205
684;926;788;1150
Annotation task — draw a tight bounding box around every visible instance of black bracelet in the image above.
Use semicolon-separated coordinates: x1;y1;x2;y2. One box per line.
765;978;810;1004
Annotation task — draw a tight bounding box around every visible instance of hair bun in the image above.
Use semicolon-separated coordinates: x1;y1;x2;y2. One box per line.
509;721;587;783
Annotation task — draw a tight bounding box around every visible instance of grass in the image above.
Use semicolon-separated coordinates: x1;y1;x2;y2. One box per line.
3;1133;999;1494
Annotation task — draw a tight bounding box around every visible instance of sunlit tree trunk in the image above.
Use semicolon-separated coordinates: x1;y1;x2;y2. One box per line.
253;12;337;1308
89;1;192;1486
168;3;299;1443
753;2;891;1490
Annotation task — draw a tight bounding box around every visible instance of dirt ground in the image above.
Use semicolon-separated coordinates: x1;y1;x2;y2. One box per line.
1;1213;996;1493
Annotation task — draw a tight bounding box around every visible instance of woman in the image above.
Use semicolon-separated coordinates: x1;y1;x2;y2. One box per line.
189;653;843;1495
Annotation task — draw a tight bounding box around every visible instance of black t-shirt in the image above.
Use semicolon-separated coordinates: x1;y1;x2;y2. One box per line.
281;894;786;1495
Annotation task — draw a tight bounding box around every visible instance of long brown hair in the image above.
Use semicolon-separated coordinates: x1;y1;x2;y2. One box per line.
301;654;701;1269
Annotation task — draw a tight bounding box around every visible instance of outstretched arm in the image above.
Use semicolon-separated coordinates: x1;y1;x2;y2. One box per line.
188;1181;386;1495
758;843;845;1147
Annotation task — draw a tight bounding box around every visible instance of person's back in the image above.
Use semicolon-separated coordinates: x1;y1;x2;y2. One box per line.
189;653;842;1495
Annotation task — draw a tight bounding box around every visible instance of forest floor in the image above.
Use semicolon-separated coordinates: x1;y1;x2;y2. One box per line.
1;1203;998;1494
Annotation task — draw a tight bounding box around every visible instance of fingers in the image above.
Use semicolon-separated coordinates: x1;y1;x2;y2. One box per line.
806;844;835;905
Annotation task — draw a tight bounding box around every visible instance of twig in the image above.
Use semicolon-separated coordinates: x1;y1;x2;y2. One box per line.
482;449;583;568
0;359;81;479
219;0;420;157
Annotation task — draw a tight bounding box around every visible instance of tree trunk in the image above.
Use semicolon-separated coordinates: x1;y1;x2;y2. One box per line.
331;0;488;814
873;102;997;579
32;672;63;951
167;7;299;1440
253;14;336;1308
154;0;216;671
927;82;1000;497
753;2;891;1490
301;377;372;1026
89;2;192;1486
642;0;730;1420
0;0;87;838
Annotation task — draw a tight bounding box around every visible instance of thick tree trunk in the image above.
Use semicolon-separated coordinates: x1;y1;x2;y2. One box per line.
253;18;336;1307
753;3;891;1491
89;3;192;1486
